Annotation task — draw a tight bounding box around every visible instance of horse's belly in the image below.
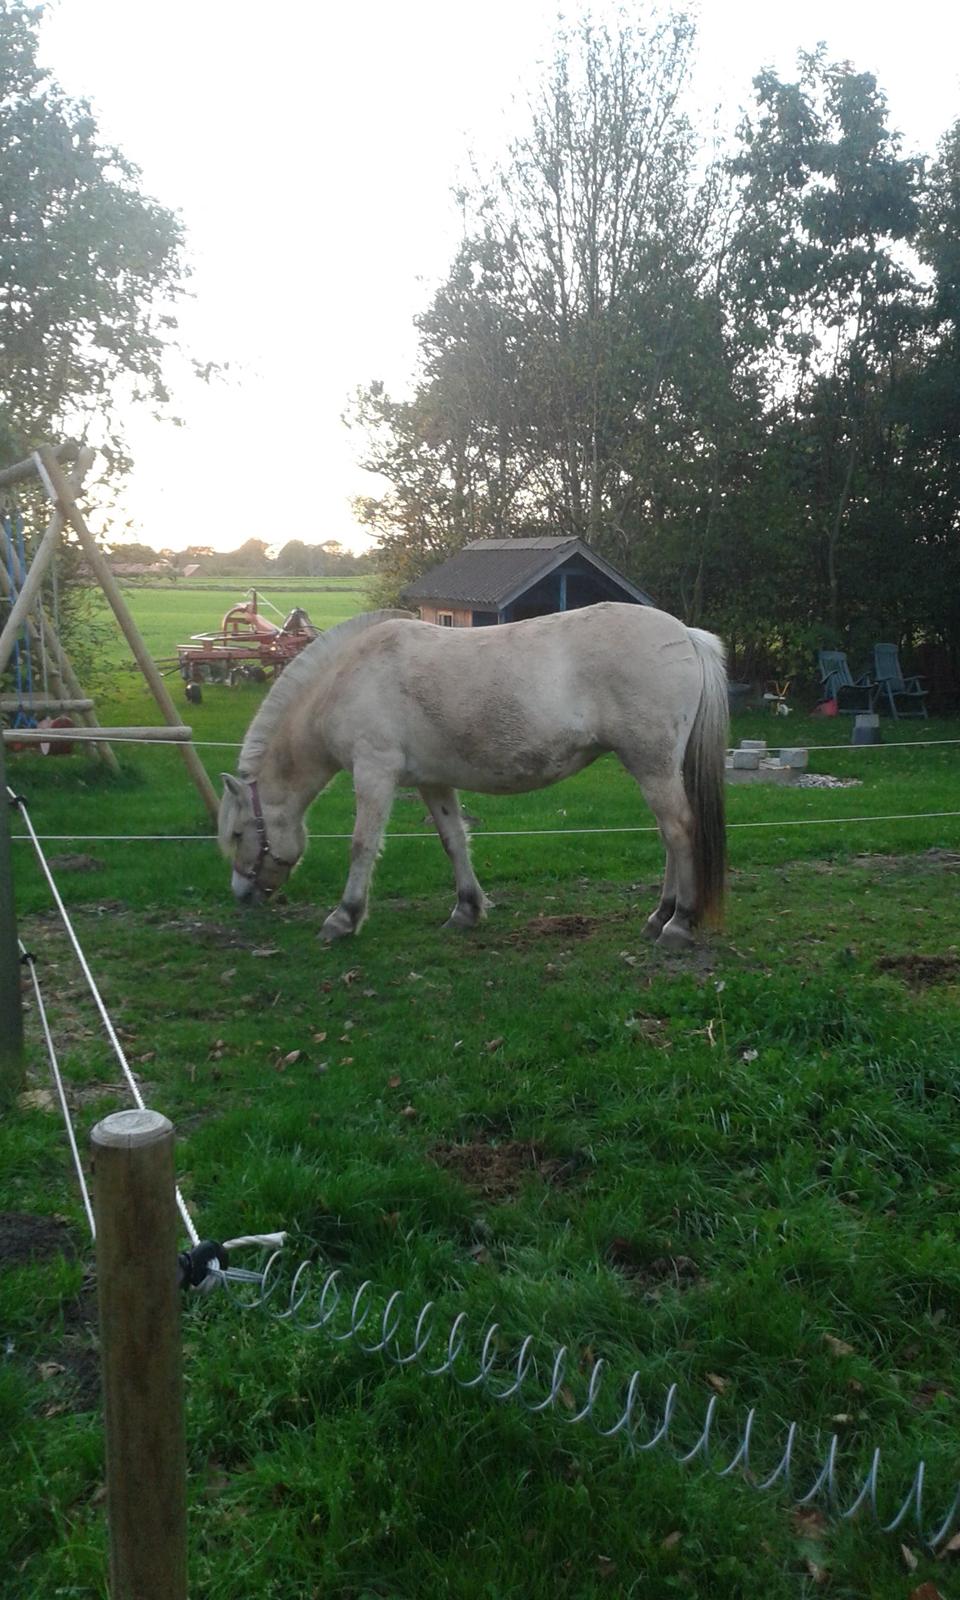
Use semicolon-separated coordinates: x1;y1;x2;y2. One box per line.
402;739;604;795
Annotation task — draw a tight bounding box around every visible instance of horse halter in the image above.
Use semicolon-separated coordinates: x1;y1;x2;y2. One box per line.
235;778;271;889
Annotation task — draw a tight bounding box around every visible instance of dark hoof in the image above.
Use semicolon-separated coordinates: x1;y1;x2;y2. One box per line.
321;907;358;941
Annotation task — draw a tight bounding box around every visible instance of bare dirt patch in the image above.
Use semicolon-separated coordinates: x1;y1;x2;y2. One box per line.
605;1237;702;1295
507;913;604;946
429;1139;580;1199
46;852;105;873
875;952;960;988
853;848;960;874
0;1211;75;1266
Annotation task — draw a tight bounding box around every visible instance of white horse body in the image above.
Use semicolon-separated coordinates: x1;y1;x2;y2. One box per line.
220;602;728;947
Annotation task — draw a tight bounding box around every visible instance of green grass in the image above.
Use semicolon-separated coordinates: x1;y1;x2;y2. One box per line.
3;625;960;1597
88;576;373;666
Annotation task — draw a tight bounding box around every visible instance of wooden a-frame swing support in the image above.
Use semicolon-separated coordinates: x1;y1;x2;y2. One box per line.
0;443;218;819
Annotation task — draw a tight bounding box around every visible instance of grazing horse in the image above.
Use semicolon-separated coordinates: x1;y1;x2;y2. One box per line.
218;603;728;948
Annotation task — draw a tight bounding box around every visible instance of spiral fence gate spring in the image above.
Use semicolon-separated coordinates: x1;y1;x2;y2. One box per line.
211;1250;960;1551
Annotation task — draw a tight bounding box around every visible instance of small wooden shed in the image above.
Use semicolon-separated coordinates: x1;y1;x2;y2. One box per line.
401;537;654;626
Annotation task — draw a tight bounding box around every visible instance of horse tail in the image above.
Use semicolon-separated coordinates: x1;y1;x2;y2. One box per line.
683;626;728;928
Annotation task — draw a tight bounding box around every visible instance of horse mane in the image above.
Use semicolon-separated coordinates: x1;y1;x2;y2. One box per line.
238;609;415;775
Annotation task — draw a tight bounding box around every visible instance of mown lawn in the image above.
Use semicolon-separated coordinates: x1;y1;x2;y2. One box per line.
3;630;960;1597
84;575;373;667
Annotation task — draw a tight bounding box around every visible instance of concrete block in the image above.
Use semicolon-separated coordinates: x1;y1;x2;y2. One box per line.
779;748;809;769
852;714;881;746
731;749;760;770
739;740;768;753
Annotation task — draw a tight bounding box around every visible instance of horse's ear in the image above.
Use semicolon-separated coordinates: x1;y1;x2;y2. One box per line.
221;773;245;800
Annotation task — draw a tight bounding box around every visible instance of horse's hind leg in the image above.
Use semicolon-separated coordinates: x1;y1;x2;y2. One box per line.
420;784;491;929
624;765;697;950
644;850;677;941
322;764;396;940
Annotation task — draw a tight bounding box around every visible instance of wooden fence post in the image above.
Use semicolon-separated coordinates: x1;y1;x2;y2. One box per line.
0;736;24;1106
92;1110;188;1600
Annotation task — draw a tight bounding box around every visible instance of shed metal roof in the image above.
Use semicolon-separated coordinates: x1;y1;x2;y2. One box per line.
401;537;654;609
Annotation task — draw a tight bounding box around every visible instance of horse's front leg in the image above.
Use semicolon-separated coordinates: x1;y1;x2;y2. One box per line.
321;765;396;940
420;784;491;929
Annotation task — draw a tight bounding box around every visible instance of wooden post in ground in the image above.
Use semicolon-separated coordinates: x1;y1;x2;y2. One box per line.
0;737;25;1106
91;1110;187;1600
36;447;219;820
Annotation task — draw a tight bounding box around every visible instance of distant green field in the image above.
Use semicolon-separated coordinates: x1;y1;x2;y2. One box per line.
87;576;373;668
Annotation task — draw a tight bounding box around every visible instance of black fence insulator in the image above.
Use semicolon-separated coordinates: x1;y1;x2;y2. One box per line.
177;1240;229;1291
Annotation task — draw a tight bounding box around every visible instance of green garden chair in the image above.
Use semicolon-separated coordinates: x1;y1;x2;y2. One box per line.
817;651;879;714
872;643;929;719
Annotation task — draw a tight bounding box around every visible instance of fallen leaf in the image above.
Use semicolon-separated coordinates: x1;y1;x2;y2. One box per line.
312;1031;327;1044
706;1372;728;1394
910;1585;944;1600
661;1531;682;1550
484;1036;504;1053
407;971;423;982
37;1361;66;1381
399;1104;416;1118
938;1531;960;1560
251;946;280;958
901;1545;919;1573
220;968;236;984
341;968;362;986
792;1507;828;1538
804;1556;829;1585
387;1075;402;1089
823;1333;856;1358
362;988;377;998
595;1555;617;1579
281;1050;301;1066
558;1385;576;1412
18;1089;55;1113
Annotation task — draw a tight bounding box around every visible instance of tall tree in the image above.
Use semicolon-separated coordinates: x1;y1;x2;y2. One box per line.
355;13;731;598
0;1;189;466
727;51;923;636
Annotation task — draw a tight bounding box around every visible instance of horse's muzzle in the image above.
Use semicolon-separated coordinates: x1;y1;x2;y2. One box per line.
232;869;263;903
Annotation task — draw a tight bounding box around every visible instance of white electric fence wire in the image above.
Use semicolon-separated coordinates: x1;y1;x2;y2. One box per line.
8;784;199;1246
18;939;96;1239
5;731;960;752
9;809;960;844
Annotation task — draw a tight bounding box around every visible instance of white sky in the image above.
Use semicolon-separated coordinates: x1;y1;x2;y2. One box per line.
37;0;960;554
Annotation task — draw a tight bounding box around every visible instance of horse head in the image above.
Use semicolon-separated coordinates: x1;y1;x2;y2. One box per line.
218;773;306;903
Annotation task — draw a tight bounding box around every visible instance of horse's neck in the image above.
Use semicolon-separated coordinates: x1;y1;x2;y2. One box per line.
256;728;334;815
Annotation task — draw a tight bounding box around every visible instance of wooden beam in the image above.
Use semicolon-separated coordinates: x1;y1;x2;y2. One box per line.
36;448;219;819
0;448;94;675
0;452;120;772
0;738;25;1107
0;440;79;489
0;698;94;713
4;725;195;746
